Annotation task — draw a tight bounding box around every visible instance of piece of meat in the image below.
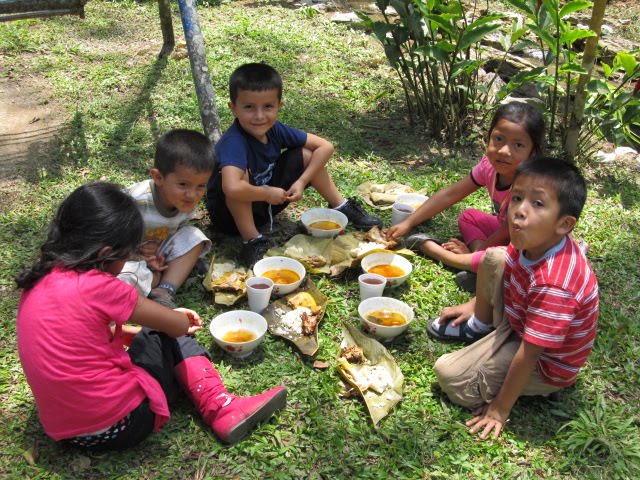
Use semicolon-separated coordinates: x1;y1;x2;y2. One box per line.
301;310;319;336
341;345;364;364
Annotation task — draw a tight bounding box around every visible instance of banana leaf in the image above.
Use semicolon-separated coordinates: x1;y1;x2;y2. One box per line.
357;182;426;209
337;321;403;426
262;278;328;356
265;234;333;274
202;257;252;306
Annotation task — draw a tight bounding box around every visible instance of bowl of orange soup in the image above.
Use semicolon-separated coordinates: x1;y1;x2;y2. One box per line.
210;310;268;358
360;252;412;287
300;208;348;238
358;297;414;341
253;256;306;296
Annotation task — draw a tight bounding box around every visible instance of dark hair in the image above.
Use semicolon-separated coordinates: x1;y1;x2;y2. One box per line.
15;182;144;290
514;156;587;220
154;129;215;176
489;101;545;156
229;63;283;104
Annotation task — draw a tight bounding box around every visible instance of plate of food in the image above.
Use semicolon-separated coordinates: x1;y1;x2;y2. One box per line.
261;278;328;356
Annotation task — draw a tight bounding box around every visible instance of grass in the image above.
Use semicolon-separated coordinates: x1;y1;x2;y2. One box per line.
1;1;639;478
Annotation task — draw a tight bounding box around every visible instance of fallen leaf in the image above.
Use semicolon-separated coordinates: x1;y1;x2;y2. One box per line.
313;360;329;369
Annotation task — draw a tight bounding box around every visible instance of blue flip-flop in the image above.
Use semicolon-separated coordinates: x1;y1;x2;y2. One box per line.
426;317;488;344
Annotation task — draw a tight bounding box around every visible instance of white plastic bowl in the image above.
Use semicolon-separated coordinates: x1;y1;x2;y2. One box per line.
300;208;348;238
361;252;413;287
358;297;414;342
395;193;429;211
253;256;306;296
209;310;268;358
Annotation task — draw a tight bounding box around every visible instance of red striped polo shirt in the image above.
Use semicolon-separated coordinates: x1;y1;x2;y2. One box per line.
503;237;599;387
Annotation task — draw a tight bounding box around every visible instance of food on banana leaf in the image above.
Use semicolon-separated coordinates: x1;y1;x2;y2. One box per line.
210;270;248;293
363;226;397;250
287;291;323;315
341;344;364;364
301;309;320;336
283;244;327;268
337;357;394;394
271;306;319;337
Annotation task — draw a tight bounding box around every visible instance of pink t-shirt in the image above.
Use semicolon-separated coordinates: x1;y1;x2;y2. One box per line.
17;268;169;440
503;237;599;387
470;155;512;223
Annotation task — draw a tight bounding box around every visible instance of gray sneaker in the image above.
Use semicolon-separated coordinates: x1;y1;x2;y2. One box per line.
404;233;443;252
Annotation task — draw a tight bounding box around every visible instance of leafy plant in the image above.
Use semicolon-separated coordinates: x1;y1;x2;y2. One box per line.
357;0;506;142
558;395;640;477
500;0;640;153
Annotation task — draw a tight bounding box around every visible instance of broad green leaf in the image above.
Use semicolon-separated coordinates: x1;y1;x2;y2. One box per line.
559;1;593;19
560;29;596;47
601;63;612;77
614;52;638;77
559;62;587;74
422;13;457;37
414;44;448;62
501;0;536;19
466;14;505;30
622;104;640;124
390;0;410;18
451;59;484;78
384;44;402;67
459;23;502;50
541;0;560;27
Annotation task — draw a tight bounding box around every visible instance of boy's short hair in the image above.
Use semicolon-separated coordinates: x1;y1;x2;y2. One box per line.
514;156;587;220
154;129;215;175
229;63;282;104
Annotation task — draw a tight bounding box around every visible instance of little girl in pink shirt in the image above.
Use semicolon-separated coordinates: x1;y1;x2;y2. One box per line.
16;182;286;450
385;102;545;277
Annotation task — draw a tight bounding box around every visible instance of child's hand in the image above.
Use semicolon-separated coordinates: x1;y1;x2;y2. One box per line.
384;221;410;241
174;308;203;335
285;180;305;203
265;186;288;205
442;238;471;254
437;299;474;328
139;241;160;257
466;403;510;439
145;254;168;272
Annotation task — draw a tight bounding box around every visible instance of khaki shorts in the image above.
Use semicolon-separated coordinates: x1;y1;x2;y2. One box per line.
433;248;561;408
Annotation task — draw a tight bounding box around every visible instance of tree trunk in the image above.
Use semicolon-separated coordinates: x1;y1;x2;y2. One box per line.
563;0;608;160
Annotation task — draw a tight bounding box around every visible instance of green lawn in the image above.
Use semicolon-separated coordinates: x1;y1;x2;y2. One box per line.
1;1;639;478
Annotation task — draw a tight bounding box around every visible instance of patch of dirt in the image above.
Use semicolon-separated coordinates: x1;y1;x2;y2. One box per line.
0;77;67;178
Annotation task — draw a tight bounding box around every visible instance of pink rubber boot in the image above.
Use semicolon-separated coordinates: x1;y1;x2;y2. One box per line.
174;356;287;444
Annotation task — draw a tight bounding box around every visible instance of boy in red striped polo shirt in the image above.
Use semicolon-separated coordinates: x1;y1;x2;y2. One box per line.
432;156;598;439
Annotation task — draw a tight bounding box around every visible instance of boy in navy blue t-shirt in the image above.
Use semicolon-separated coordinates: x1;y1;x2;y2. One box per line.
206;63;381;266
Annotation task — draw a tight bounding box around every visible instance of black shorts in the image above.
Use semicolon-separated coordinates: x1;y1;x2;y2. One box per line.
206;147;305;235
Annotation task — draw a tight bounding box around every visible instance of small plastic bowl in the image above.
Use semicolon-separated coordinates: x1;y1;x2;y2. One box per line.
358;297;415;342
253;256;306;296
395;193;429;211
209;310;268;358
361;252;413;287
300;208;348;238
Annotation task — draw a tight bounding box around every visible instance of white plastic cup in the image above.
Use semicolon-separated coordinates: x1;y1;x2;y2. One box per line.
358;273;387;301
246;276;275;313
391;202;415;226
